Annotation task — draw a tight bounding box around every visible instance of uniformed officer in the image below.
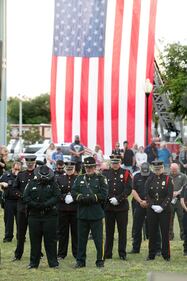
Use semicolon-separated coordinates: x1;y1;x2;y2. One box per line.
72;156;108;268
56;161;77;259
129;162;151;253
12;155;36;261
180;183;187;255
23;165;60;269
145;160;173;261
169;163;186;240
103;155;132;260
54;160;65;178
0;162;22;242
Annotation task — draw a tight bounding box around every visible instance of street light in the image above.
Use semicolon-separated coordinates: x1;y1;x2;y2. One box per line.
144;79;153;146
18;94;24;154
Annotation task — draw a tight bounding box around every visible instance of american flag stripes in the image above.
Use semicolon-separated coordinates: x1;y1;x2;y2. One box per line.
50;0;157;156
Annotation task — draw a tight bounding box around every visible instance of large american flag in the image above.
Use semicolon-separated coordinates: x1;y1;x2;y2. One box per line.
50;0;157;156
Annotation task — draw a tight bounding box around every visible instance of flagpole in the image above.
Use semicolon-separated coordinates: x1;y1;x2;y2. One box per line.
0;0;7;145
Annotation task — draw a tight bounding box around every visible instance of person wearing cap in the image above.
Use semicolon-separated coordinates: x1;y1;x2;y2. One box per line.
69;135;85;174
0;161;22;242
103;155;132;260
180;182;187;256
72;156;108;268
55;161;77;260
169;163;186;240
12;155;37;261
23;165;60;269
145;160;173;261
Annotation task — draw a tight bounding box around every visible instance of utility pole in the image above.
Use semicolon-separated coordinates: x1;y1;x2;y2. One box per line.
0;0;7;145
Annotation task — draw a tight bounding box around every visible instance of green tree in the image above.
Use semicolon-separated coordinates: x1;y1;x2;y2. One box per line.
159;43;187;119
7;93;50;124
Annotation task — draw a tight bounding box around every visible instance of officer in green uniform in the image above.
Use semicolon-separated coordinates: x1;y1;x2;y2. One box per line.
23;165;60;269
72;156;108;268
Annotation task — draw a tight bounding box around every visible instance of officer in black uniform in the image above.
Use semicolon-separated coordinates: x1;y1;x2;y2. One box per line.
54;160;65;178
145;160;173;261
23;165;60;269
180;183;187;255
56;161;77;259
0;162;22;242
103;155;132;260
72;156;108;268
129;162;151;253
12;155;36;261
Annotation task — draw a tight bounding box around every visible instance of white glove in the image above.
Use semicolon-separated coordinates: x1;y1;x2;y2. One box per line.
151;205;158;211
154;206;163;213
109;197;119;206
0;182;8;189
65;194;74;204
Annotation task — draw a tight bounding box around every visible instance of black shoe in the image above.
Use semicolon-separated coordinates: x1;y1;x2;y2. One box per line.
3;238;12;243
96;261;104;268
119;256;127;260
74;262;86;268
27;265;38;269
146;256;155;261
12;257;21;262
128;249;139;254
50;265;59;269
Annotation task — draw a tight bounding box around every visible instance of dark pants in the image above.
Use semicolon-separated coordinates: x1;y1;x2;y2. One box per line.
58;211;77;258
28;216;58;268
169;200;184;239
77;219;104;265
147;208;170;259
105;211;128;258
182;211;187;253
133;206;161;253
15;209;28;259
4;200;18;241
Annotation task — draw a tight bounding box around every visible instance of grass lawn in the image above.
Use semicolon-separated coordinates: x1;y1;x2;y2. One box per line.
0;206;187;281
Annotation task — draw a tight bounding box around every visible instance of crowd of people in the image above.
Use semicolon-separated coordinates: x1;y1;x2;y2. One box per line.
0;137;187;269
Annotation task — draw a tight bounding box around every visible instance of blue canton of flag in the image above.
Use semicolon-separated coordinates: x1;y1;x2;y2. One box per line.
53;0;107;57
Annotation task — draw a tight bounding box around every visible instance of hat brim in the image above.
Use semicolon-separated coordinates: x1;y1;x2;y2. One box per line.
84;164;96;167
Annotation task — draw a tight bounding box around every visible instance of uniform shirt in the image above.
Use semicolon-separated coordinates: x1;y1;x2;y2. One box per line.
13;169;35;198
132;171;152;201
23;178;60;217
180;184;187;204
56;173;77;211
145;173;173;212
103;167;132;211
0;171;18;200
170;172;187;192
72;173;108;220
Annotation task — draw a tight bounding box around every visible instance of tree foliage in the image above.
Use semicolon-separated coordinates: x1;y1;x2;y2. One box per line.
7;93;50;124
159;43;187;119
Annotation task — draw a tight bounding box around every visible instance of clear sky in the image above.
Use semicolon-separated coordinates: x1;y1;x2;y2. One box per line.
6;0;187;98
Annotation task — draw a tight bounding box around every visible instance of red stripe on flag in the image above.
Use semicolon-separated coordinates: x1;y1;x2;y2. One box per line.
64;57;74;142
127;0;141;146
145;0;158;145
80;58;89;147
97;58;104;151
111;0;124;149
50;56;58;143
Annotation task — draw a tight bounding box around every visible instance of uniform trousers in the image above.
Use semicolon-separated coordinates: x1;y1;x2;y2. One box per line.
58;211;77;258
105;211;128;258
147;208;170;259
4;200;18;240
169;199;184;239
28;216;58;267
182;211;187;253
15;208;28;259
77;218;103;265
